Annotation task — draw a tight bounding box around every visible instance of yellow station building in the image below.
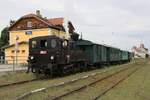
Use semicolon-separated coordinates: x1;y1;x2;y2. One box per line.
4;10;75;64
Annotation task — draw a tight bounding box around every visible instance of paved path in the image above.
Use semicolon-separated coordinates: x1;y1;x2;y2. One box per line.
0;64;27;72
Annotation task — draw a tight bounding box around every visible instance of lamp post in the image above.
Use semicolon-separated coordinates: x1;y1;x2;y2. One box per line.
15;35;19;70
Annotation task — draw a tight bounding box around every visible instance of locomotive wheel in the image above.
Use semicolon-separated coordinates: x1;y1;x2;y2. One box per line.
61;64;74;76
73;63;80;73
31;68;36;73
31;68;39;73
62;66;68;76
83;62;88;71
81;62;88;71
77;63;82;72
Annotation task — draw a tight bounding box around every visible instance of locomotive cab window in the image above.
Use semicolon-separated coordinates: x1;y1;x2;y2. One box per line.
62;40;68;47
32;41;37;48
51;39;57;48
40;40;48;48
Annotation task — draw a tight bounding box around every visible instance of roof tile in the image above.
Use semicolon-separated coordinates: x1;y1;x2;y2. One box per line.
48;18;64;25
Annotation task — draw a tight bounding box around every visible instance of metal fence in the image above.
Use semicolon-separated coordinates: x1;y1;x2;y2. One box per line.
0;56;27;72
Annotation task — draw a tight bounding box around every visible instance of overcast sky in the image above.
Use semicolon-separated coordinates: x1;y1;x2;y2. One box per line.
0;0;150;51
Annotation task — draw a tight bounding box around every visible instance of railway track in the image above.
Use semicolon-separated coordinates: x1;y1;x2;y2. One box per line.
0;77;45;89
16;62;136;100
51;65;141;100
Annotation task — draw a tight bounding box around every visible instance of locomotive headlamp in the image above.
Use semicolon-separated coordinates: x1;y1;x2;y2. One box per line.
30;56;34;60
51;56;54;60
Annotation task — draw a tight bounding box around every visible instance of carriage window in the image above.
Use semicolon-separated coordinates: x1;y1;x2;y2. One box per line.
40;40;47;48
51;39;57;48
32;41;37;48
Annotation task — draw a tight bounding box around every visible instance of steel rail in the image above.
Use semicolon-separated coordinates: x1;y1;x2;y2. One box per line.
0;77;45;89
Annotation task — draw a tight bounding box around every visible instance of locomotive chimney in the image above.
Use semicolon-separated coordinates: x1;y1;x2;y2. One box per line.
36;10;42;17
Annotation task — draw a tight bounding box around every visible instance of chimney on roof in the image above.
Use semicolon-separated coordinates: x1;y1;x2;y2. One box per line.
36;10;42;17
10;19;16;26
140;43;144;48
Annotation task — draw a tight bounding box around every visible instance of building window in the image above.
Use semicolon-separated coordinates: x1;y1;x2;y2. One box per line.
17;50;20;53
11;50;20;53
11;50;15;53
32;41;37;48
22;50;25;53
27;21;32;28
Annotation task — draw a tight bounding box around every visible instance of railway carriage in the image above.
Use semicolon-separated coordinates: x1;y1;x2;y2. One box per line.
128;52;133;62
75;40;107;66
121;50;129;63
106;47;122;64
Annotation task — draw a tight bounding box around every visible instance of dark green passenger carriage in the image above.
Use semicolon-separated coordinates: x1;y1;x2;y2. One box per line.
106;46;122;64
121;50;129;63
75;40;107;66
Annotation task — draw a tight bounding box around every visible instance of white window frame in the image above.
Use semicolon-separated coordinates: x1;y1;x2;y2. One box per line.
27;21;32;28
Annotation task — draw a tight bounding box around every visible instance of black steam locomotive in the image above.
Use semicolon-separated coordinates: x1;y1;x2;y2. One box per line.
28;34;132;76
28;34;89;76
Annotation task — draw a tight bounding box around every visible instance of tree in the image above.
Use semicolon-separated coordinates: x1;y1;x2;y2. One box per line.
0;27;9;48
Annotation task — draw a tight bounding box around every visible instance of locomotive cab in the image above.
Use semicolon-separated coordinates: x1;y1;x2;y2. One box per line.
29;35;67;74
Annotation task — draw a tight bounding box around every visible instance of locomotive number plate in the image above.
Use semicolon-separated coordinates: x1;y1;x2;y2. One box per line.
40;51;47;54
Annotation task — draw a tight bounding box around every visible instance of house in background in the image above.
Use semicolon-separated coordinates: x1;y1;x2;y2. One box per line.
3;10;76;64
132;43;149;58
